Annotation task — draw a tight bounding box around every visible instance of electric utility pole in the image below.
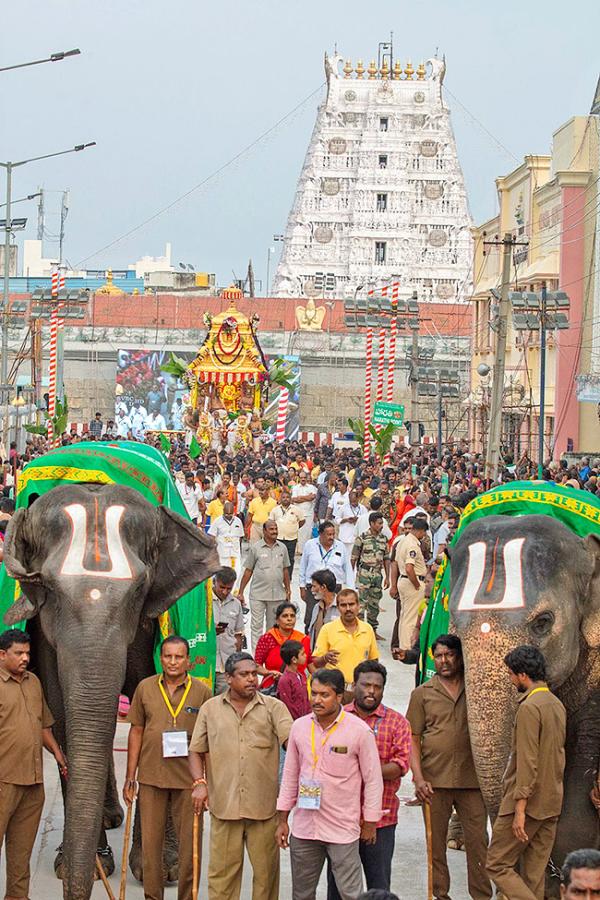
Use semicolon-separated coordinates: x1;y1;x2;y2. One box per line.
484;233;518;482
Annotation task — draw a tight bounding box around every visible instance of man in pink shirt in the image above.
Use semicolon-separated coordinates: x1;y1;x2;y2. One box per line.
276;668;383;900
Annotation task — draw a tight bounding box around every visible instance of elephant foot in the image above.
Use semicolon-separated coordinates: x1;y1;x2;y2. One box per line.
54;844;65;880
446;837;465;851
128;844;179;885
103;800;125;830
129;840;143;883
54;844;115;880
165;858;179;884
94;846;116;879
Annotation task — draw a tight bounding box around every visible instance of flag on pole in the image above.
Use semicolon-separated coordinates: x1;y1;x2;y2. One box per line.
189;435;201;459
158;432;171;454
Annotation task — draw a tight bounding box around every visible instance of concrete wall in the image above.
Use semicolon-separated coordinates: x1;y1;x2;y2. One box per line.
61;343;468;440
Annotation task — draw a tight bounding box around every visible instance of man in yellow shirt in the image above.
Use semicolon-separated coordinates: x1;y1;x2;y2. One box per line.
246;485;277;544
206;488;225;527
313;589;379;702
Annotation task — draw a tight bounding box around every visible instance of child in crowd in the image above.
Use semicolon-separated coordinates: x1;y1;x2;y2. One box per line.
277;639;310;719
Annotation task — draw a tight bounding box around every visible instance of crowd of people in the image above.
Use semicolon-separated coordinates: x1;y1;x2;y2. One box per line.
0;423;599;900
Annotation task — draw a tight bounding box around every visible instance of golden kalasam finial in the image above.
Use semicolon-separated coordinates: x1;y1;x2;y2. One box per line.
417;61;426;80
380;59;389;79
392;60;402;80
343;59;353;78
355;59;365;79
404;60;414;80
367;59;377;80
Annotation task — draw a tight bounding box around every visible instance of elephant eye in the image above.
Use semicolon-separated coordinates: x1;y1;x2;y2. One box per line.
530;611;555;637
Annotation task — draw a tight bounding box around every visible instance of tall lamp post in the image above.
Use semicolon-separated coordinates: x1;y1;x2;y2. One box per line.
0;143;96;383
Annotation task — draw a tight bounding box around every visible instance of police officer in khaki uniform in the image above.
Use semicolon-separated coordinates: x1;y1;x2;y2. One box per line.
393;516;428;651
0;628;67;900
352;511;390;638
124;635;212;900
487;645;566;900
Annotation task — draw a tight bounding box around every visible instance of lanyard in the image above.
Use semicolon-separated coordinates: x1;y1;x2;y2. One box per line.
319;544;334;564
310;711;345;771
158;675;192;727
526;686;549;700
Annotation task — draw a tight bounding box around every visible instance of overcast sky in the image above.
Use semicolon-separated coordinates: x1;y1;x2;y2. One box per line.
3;0;599;288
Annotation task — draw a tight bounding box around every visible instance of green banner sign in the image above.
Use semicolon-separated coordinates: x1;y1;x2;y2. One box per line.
372;401;405;427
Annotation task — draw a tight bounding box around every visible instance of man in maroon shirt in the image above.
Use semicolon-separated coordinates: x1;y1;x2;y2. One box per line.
327;659;411;897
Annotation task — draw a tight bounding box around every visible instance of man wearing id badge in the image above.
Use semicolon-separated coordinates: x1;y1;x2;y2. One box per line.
124;635;212;900
276;668;383;900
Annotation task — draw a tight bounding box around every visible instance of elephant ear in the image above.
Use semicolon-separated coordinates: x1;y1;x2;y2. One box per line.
143;506;221;620
3;508;45;624
582;533;600;647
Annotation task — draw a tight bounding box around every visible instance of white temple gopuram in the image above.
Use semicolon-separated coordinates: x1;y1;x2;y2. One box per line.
273;51;473;302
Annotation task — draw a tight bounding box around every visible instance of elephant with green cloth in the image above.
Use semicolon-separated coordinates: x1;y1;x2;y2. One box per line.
3;481;220;900
448;513;600;898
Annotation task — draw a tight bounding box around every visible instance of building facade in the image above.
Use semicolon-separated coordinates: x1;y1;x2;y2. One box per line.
468;115;600;460
273;51;473;302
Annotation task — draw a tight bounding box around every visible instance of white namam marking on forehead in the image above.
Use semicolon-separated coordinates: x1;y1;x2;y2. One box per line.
456;537;526;611
60;503;132;580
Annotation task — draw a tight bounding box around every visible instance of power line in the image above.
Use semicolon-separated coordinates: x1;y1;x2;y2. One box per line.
75;82;325;268
443;84;520;163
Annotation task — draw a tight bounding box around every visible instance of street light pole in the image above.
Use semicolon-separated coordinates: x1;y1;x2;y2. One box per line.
0;142;95;411
266;247;274;296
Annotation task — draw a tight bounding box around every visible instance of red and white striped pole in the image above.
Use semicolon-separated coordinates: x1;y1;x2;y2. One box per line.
384;282;399;465
386;283;399;403
375;329;386;425
276;388;289;443
363;289;374;459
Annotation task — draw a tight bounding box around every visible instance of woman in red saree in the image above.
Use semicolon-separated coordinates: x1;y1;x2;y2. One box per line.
254;602;313;689
389;490;416;544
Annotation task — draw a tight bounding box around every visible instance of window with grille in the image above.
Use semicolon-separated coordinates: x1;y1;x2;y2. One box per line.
375;241;387;264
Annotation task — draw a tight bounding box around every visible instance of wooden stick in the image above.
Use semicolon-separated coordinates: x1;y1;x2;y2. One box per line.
119;801;134;900
95;854;116;900
192;813;200;900
424;801;433;900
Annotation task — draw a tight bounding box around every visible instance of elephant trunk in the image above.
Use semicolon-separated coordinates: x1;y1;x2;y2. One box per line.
59;649;126;900
460;619;523;815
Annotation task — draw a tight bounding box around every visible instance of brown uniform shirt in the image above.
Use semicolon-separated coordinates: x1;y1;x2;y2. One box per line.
129;675;212;790
396;532;427;578
0;666;54;785
406;675;480;789
189;689;292;820
499;683;566;820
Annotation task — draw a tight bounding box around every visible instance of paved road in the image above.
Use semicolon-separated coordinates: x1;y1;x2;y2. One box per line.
9;573;473;899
